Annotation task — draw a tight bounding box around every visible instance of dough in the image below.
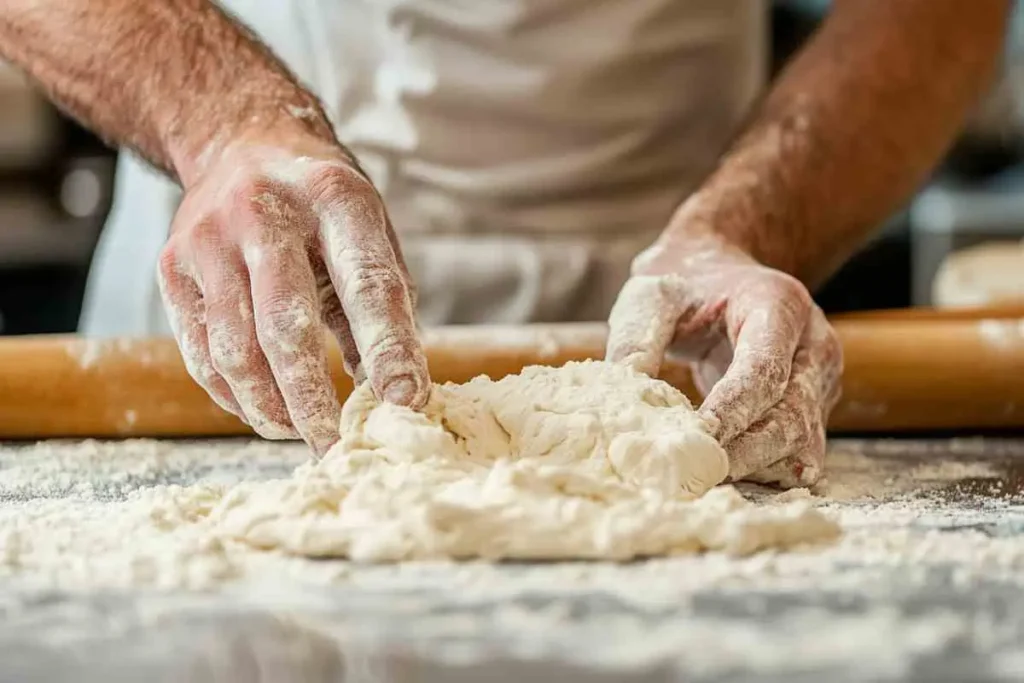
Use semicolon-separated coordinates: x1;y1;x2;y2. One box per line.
932;240;1024;308
202;361;838;561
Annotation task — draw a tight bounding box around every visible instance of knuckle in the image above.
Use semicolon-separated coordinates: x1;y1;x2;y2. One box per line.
343;263;407;305
231;182;308;238
756;274;812;324
231;175;280;207
646;273;686;298
208;322;260;376
257;296;320;350
630;243;665;275
156;244;183;290
363;325;416;364
185;218;222;248
772;272;812;306
308;165;381;212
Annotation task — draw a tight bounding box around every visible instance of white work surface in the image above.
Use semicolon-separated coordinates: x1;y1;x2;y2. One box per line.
2;437;1024;682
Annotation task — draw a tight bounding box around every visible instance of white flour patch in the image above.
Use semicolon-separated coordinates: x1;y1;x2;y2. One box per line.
1;437;1024;675
0;439;1018;594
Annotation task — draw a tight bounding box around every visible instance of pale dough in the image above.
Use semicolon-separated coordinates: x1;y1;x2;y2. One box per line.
200;360;838;561
932;239;1024;308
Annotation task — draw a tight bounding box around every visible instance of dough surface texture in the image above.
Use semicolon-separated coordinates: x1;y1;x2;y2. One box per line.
206;361;838;561
932;239;1024;308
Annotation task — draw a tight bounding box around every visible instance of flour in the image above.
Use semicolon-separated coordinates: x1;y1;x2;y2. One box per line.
3;436;1024;678
0;362;841;589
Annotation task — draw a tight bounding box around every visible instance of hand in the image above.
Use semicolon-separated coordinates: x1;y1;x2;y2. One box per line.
606;235;843;488
157;127;429;455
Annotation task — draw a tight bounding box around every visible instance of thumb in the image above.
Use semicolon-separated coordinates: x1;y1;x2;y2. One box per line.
605;276;680;377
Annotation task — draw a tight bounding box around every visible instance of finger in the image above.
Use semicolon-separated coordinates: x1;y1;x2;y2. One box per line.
807;307;845;413
316;178;428;408
323;297;365;383
699;285;810;444
757;311;843;489
385;217;418;314
248;235;342;456
312;257;363;380
720;344;828;487
197;245;297;440
606;276;682;377
742;453;817;490
156;243;245;421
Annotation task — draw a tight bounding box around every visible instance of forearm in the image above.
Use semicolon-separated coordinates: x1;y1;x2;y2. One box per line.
666;0;1011;288
0;0;334;185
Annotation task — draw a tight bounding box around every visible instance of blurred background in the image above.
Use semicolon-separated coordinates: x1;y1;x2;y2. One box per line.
1;0;1024;335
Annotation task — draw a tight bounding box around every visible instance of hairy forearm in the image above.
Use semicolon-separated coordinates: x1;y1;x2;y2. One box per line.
667;0;1011;288
0;0;334;185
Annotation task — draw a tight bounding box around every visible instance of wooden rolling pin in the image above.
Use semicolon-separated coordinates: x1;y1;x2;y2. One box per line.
0;313;1022;438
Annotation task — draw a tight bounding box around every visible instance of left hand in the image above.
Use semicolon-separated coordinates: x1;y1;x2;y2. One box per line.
159;125;428;456
606;234;843;488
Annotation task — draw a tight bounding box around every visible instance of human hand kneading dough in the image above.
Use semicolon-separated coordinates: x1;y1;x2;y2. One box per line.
604;1;1011;487
159;127;428;455
1;1;432;456
607;232;842;489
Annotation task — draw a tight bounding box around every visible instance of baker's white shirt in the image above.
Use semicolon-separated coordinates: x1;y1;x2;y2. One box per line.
80;0;766;336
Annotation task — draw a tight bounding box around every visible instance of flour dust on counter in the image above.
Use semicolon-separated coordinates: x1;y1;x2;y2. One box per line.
3;437;1024;681
0;361;839;591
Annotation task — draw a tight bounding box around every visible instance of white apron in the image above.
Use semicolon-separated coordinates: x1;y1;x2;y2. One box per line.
80;0;766;337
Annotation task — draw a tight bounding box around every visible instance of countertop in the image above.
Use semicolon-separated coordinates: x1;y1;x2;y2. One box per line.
1;437;1024;683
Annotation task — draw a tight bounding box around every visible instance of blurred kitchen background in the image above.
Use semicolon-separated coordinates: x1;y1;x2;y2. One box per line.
0;0;1023;335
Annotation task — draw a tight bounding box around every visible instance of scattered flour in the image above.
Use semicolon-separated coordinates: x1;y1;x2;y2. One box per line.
2;432;1024;677
0;361;841;590
1;364;1022;620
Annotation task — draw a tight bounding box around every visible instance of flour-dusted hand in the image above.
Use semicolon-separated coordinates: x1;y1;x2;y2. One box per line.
158;127;428;455
606;235;842;488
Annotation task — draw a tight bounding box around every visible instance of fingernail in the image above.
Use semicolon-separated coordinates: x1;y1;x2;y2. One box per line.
382;377;417;406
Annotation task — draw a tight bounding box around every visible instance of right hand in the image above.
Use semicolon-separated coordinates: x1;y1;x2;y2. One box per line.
157;127;428;455
607;234;843;488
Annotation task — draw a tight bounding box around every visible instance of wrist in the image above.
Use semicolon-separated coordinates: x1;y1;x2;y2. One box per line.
661;189;800;276
167;86;338;188
662;193;760;260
